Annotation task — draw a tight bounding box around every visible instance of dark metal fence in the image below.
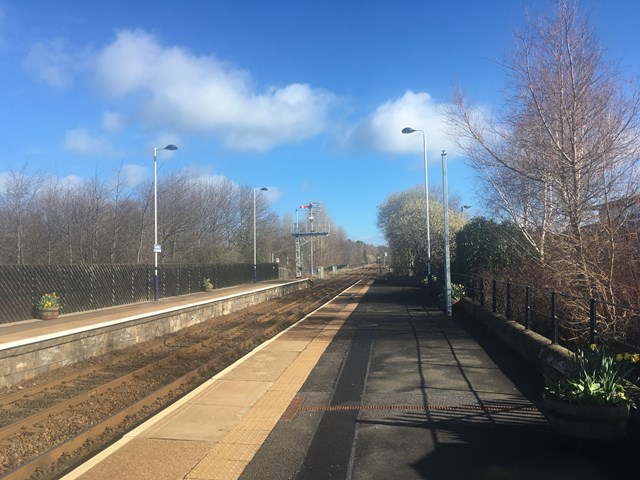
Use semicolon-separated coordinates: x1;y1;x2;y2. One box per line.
0;263;278;324
453;272;640;352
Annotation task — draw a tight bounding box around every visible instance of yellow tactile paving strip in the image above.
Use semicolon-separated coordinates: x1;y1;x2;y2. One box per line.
186;281;371;480
66;280;372;480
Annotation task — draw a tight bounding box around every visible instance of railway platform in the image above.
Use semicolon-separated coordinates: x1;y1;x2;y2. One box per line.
0;279;293;349
52;281;638;479
0;279;304;388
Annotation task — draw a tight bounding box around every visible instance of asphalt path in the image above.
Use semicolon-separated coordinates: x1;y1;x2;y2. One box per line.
240;281;637;480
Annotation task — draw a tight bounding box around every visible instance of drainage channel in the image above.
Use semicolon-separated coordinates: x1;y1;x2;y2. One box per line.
299;403;540;413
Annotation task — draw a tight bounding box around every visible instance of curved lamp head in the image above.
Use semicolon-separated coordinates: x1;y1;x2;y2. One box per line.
259;187;268;192
163;144;178;151
402;127;417;134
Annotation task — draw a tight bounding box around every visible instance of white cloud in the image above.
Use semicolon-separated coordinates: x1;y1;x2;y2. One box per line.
343;90;460;160
23;38;76;88
64;128;113;156
58;175;85;190
102;111;126;133
195;173;231;186
185;172;280;203
94;29;337;151
119;164;147;187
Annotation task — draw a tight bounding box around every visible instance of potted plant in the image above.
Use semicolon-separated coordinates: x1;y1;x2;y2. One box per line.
543;344;636;441
35;292;61;320
202;277;214;292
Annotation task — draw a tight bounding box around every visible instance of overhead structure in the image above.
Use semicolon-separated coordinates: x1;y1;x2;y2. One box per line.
292;202;330;278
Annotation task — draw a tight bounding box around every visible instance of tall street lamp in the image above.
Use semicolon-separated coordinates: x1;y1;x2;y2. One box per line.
153;144;178;301
253;187;268;283
442;150;452;316
402;127;432;291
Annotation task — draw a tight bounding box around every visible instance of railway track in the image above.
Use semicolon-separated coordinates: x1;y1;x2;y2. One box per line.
0;271;374;480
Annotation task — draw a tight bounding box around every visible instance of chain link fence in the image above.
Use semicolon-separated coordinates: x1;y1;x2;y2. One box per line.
0;263;278;324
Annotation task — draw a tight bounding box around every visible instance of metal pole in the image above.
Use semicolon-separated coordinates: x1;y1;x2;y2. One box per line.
442;150;451;316
253;188;257;283
295;209;301;278
310;237;314;277
551;290;558;344
589;298;596;344
151;144;177;300
492;279;497;313
308;204;314;277
402;127;431;293
153;147;158;301
423;132;432;292
525;286;531;329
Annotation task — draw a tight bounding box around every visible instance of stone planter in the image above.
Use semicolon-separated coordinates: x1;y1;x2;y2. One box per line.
543;396;630;441
36;308;60;320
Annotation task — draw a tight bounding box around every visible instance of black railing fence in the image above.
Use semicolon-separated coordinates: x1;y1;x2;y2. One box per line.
453;273;640;352
0;263;278;324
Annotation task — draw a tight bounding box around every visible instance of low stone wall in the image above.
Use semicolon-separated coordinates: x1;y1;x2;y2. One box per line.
457;296;640;440
0;280;309;388
456;297;574;380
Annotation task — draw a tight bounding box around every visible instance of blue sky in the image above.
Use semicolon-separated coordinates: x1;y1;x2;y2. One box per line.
1;0;638;245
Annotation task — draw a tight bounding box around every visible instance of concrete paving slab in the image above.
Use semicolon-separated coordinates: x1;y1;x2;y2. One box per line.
190;380;272;407
350;420;435;480
462;365;523;394
222;350;299;382
77;438;212;480
442;346;496;366
371;340;436;358
141;404;250;442
365;362;471;394
267;338;311;352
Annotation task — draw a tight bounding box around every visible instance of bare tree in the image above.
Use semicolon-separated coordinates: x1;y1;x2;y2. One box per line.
447;0;640;337
0;167;40;264
35;177;66;264
0;165;367;272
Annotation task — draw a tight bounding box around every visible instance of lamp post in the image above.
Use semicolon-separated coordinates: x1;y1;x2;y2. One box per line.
253;187;268;283
153;144;178;301
442;150;452;316
402;127;432;291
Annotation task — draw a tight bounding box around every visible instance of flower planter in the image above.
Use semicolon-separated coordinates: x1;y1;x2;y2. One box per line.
36;308;60;320
543;396;629;441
